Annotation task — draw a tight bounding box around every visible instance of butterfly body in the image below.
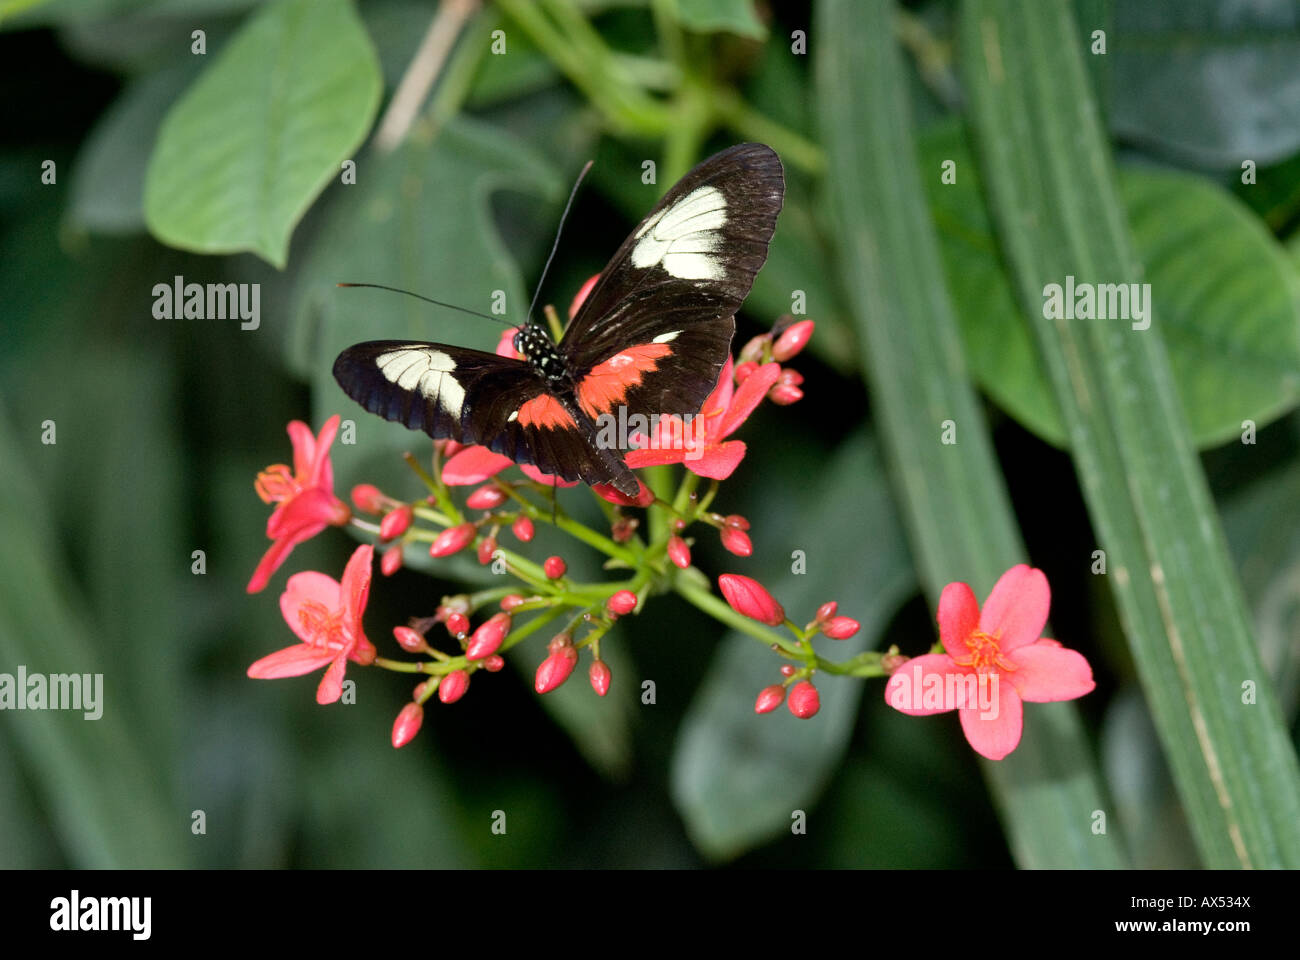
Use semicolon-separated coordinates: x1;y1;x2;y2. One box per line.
333;143;785;496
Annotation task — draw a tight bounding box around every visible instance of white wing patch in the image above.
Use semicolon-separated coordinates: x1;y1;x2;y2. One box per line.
376;346;466;419
630;186;727;280
651;330;681;344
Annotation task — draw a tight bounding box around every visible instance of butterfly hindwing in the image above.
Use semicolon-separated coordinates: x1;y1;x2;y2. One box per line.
561;143;785;425
332;341;637;491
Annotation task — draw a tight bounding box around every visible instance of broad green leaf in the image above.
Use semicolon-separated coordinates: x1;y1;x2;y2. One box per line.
1108;0;1300;169
921;122;1300;449
961;0;1300;867
674;0;765;39
68;63;198;233
1;0;254;29
670;432;915;862
143;0;382;268
818;0;1127;869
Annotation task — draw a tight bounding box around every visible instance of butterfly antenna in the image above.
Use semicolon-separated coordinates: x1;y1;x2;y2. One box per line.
526;159;594;328
336;283;512;326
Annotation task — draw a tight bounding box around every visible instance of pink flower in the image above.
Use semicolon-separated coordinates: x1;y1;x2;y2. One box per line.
625;357;781;481
718;573;786;627
441;445;577;489
248;415;350;593
884;565;1095;761
247;544;376;704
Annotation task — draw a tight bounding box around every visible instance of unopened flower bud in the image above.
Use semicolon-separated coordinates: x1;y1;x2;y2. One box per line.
723;514;750;530
815;601;837;622
768;383;804;405
754;684;786;714
777;368;804;387
391;703;424;748
483;654;505;672
606;590;638;616
544;555;567;579
718;573;785;626
823;616;861;639
477;536;497;565
512;515;535;542
589;659;611;697
535;636;578;694
593;480;655;507
381;544;403;576
779;664;796;678
351;483;386;514
438;669;470;704
787;680;820;718
772;319;815;362
668;536;691;569
467;485;508;510
501;594;525;611
739;332;771;364
430;522;476;557
720;527;752;557
393;625;428;653
379;504;413;541
446;612;470;638
466;612;511;660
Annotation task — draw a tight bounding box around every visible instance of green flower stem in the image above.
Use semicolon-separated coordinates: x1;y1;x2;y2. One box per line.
411;504;454;527
500;605;569;654
373;657;431;674
405;451;461;524
466;585;517;612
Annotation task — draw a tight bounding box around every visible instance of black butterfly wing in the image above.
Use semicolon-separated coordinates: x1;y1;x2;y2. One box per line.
560;142;785;426
332;341;636;490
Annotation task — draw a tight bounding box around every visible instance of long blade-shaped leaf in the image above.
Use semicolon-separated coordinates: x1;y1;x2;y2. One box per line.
959;0;1300;867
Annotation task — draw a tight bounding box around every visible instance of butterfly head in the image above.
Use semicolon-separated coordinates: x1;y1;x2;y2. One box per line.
514;324;568;383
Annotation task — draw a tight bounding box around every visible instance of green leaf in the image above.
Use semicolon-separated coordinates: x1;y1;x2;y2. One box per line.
921;121;1300;449
818;0;1128;868
673;0;766;39
143;0;382;268
960;0;1300;867
1107;0;1300;169
670;432;915;861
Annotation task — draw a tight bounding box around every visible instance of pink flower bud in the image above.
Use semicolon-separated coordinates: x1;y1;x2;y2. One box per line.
723;514;750;530
501;594;525;611
739;332;771;364
351;483;385;514
430;522;476;557
734;360;759;384
477;536;497;565
779;664;796;678
535;638;578;694
815;601;837;622
589;659;611;697
379;504;413;541
718;574;786;626
606;590;638;616
393;625;428;653
466;485;507;510
466;612;511;660
777;368;804;387
593;480;655;507
446;613;470;638
391;703;424;748
787;680;820;718
544;555;567;579
768;383;804;405
754;684;786;714
823;616;860;639
438;669;470;704
720;527;752;557
381;544;403;576
483;654;505;672
512;515;535;542
772;319;815;362
668;536;691;569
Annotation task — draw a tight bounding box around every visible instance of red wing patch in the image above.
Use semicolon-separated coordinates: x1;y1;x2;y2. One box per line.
576;343;673;418
515;393;578;431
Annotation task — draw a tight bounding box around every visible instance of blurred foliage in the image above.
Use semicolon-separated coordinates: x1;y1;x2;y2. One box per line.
0;0;1296;869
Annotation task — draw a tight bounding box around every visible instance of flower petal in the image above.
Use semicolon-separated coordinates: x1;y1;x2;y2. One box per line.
978;564;1050;652
718;361;781;439
520;463;579;487
267;487;337;540
883;654;967;716
959;678;1023;760
247;535;299;594
340;544;374;627
316;656;348;704
686;440;747;480
700;355;735;422
287;420;315;479
280;571;342;643
496;327;523;359
1005;639;1096;702
624;446;686;469
310;415;340;491
442;446;513;485
248;644;335;679
937;581;980;660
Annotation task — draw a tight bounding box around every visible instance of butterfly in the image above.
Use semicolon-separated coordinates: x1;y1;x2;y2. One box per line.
332;142;785;497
